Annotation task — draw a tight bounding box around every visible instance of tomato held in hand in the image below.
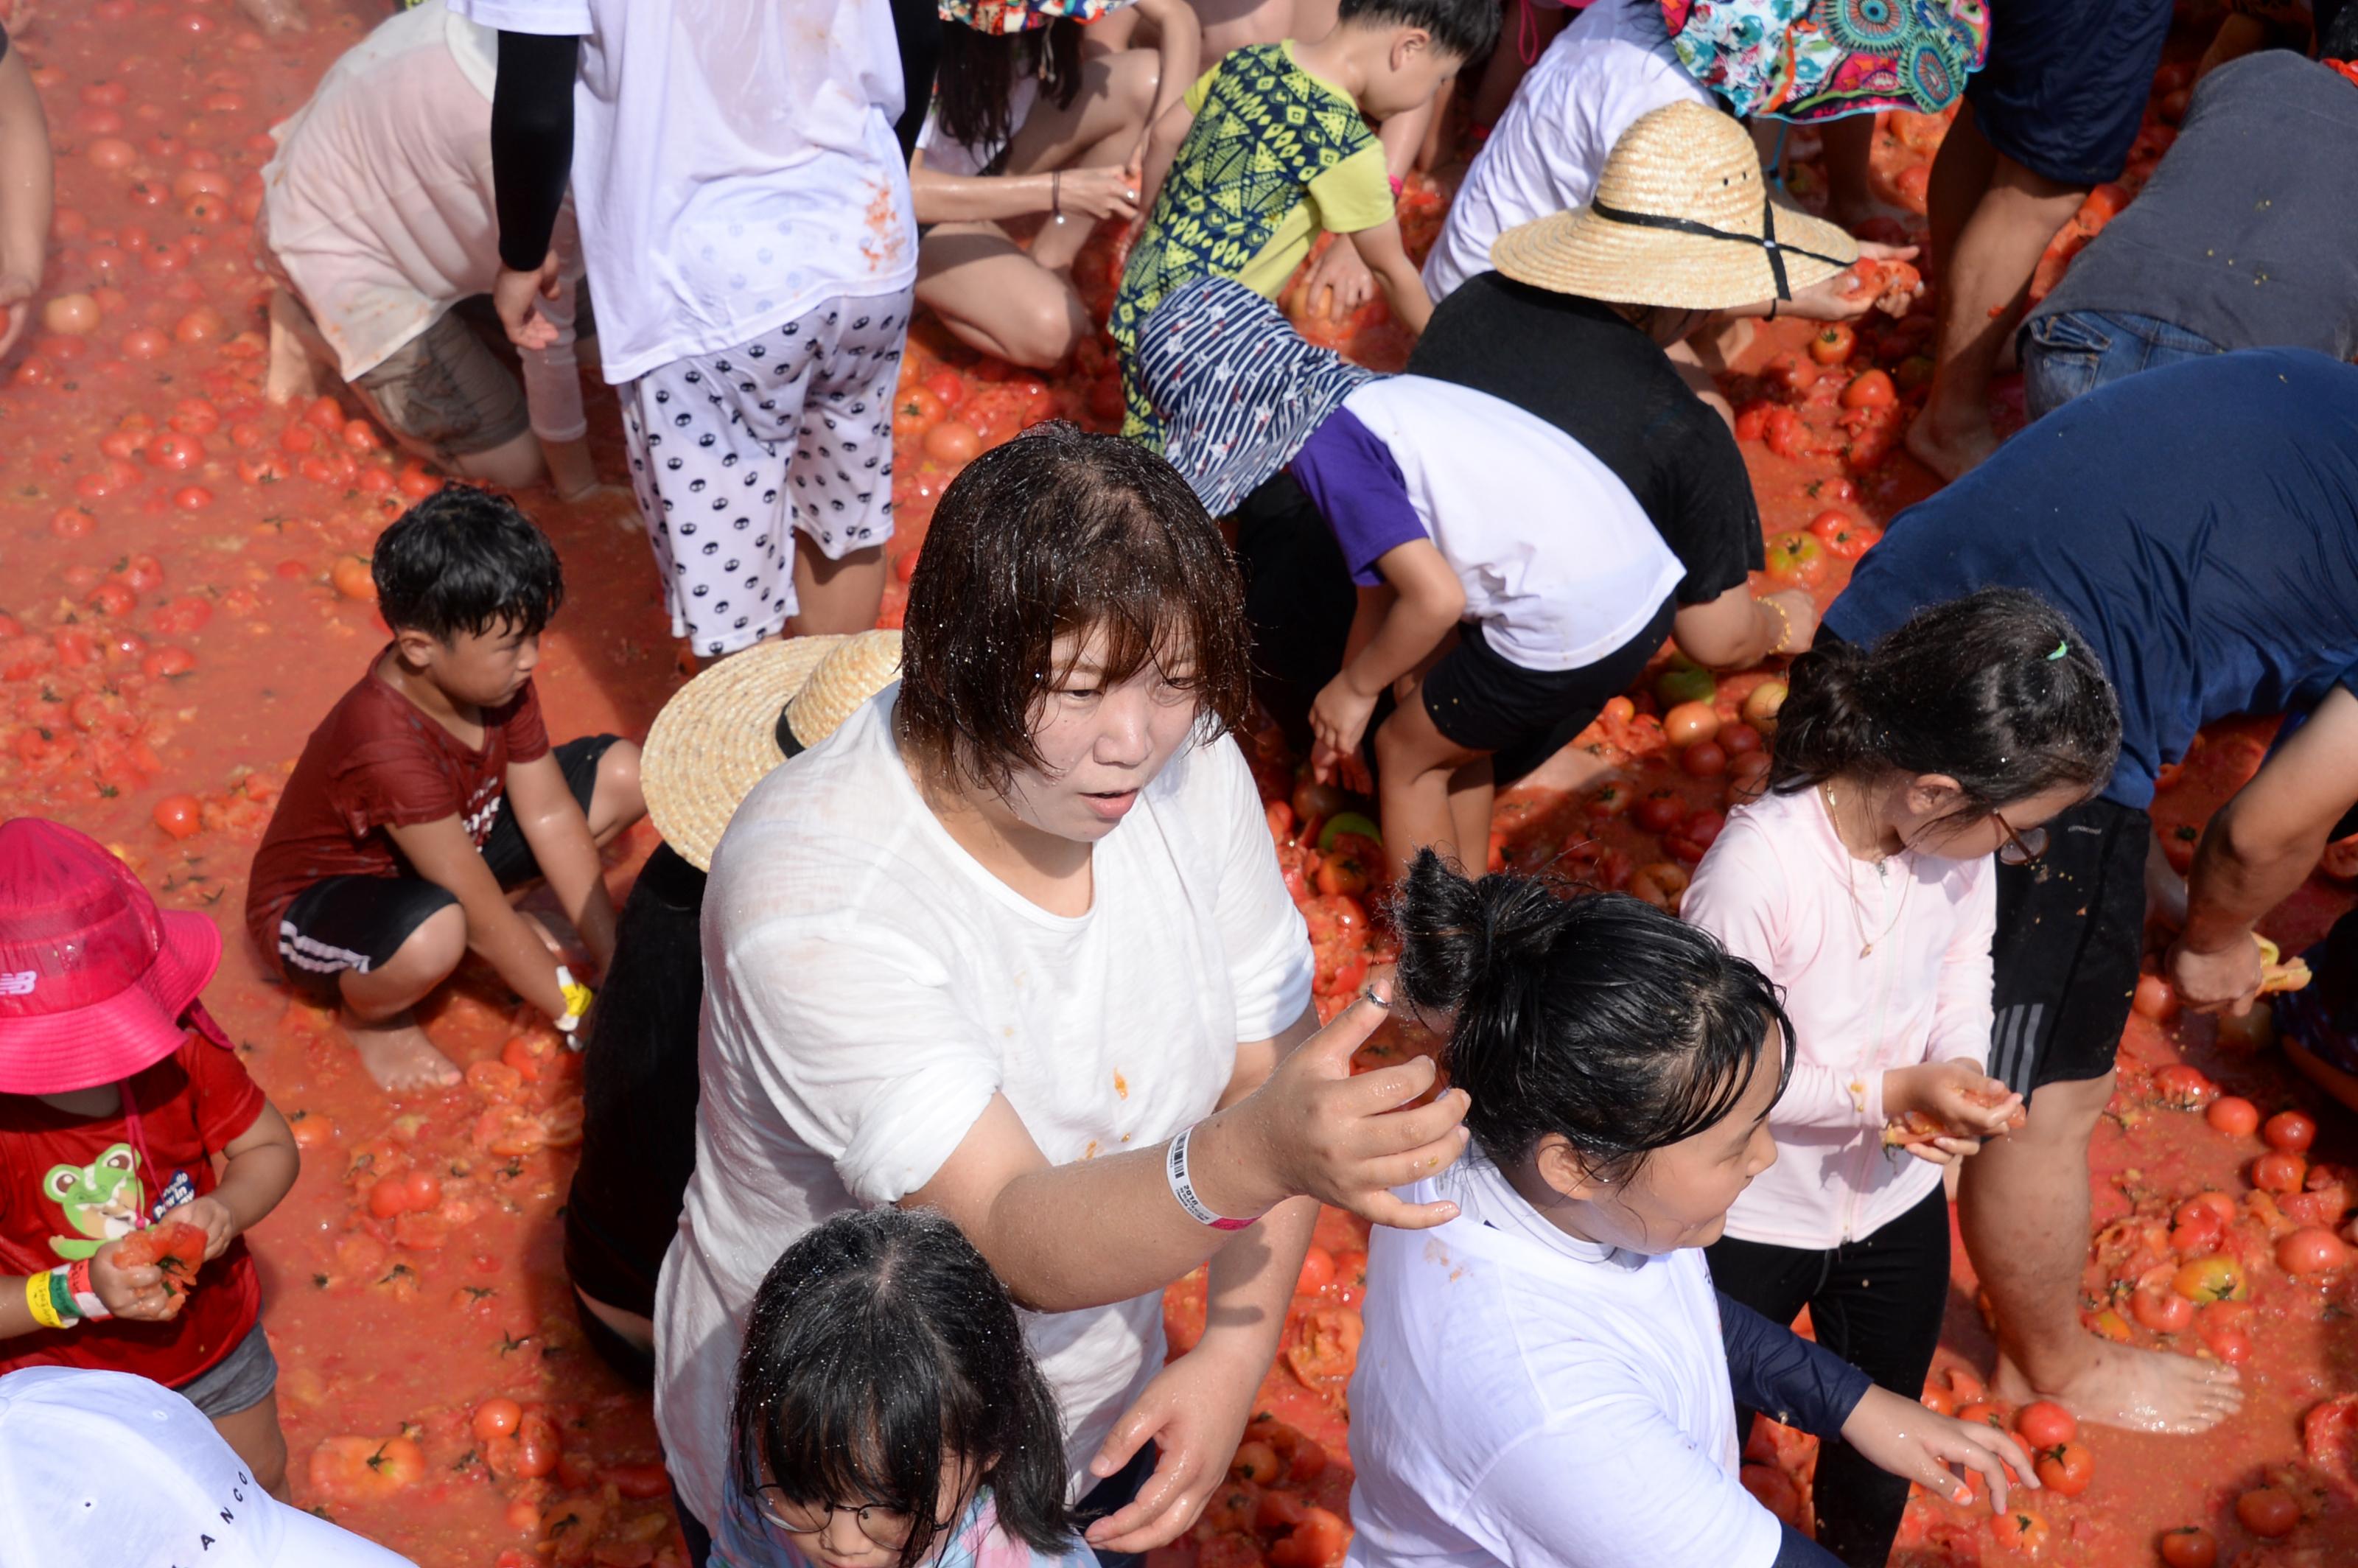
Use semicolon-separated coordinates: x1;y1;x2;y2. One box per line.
2264;1110;2317;1153
2157;1526;2217;1568
2206;1096;2260;1138
2014;1401;2075;1449
2234;1485;2300;1539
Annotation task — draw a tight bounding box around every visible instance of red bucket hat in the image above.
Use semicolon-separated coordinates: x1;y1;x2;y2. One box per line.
0;819;223;1095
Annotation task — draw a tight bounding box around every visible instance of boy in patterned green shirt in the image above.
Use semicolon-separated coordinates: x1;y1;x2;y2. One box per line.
1112;0;1499;481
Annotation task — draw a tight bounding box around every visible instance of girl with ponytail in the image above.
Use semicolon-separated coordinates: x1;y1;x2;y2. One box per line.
1345;852;2037;1568
1680;586;2119;1567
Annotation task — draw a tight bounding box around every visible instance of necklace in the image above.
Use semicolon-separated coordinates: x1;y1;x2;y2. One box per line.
1821;782;1911;958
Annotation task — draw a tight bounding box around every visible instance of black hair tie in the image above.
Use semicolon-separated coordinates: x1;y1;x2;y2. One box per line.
1586;192;1851;301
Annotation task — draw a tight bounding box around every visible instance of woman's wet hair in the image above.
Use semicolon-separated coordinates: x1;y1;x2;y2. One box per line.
933;17;1084;158
1768;587;2120;813
1392;852;1795;1180
730;1207;1074;1568
898;421;1252;795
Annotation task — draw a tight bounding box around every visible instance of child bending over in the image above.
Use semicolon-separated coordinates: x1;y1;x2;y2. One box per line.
1109;0;1497;514
0;822;301;1497
244;487;645;1093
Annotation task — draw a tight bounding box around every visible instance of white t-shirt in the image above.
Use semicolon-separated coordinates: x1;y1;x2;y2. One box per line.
1334;377;1683;671
1346;1158;1785;1568
914;77;1040;179
1421;0;1714;301
652;687;1315;1530
450;0;917;385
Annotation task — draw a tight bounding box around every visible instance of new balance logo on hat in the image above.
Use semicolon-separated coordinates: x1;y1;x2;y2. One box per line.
0;972;34;996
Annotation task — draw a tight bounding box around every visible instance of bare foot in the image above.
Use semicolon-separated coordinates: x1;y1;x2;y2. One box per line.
1905;405;2002;482
1994;1341;2243;1435
347;1015;462;1093
263;294;323;407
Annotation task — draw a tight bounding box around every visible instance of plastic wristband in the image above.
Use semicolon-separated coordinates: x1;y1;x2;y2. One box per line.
66;1259;108;1321
1165;1123;1260;1232
553;965;594;1041
24;1270;64;1331
1387;174;1405;198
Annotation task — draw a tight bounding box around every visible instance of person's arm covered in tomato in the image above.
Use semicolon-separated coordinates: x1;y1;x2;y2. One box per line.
0;27;55;362
2170;685;2358;1012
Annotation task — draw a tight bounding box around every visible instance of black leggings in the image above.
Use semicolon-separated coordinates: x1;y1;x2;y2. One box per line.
1705;1185;1951;1568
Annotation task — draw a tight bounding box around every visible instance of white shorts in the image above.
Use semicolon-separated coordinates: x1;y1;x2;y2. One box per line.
620;289;913;657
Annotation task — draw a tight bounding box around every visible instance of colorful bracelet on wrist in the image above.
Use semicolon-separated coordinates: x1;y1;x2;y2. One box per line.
1165;1122;1262;1232
67;1259;108;1321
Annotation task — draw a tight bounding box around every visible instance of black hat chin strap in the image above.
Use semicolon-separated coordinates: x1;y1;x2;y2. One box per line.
1586;192;1850;301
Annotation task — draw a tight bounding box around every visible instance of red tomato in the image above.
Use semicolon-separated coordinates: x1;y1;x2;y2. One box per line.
1763;406;1812;460
1680;741;1728;778
893;386;945;442
1632;790;1688;834
923;421;982;466
1764;351;1817;396
1763;532;1828;587
1285;1306;1364;1385
399;1169;443;1213
1662;701;1720;748
2130;1283;2192;1333
471;1397;523;1441
2234;1486;2299;1539
87;581;137;617
171;486;214;512
2014;1401;2075;1449
2206;1096;2260;1137
1295;1245;1337;1295
2157;1526;2217;1568
330;556;377;601
2149;1063;2213;1107
366;1176;413;1219
1957;1400;2008;1429
152;794;203;839
2162;823;2200;872
2264;1110;2318;1153
1988;1506;2049;1557
2253;1151;2308;1194
2133;974;2181;1023
2276;1226;2350;1275
1840;369;1898;410
2033;1441;2092;1497
923;368;967;408
1267;1507;1351;1568
1808;323;1855;365
1228;1440;1283;1485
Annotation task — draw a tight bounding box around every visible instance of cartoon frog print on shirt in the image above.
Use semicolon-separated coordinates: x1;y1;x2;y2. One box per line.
43;1144;144;1261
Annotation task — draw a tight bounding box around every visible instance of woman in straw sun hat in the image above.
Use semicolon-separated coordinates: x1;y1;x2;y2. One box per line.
1404;97;1917;682
651;421;1471;1568
561;631;903;1387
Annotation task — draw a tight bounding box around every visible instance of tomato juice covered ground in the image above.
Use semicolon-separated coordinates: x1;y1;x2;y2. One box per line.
0;1;2351;1564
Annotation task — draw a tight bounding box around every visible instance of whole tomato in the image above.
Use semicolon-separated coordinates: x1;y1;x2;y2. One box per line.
2033;1441;2093;1497
2156;1526;2217;1568
1808;510;1882;559
1808;323;1855;366
892;386;944;443
2235;1485;2299;1539
2170;1254;2247;1303
1988;1506;2049;1557
2149;1063;2213;1106
2014;1401;2075;1449
2264;1110;2318;1153
1763;532;1828;588
1840;369;1898;410
2206;1095;2260;1137
2253;1150;2308;1194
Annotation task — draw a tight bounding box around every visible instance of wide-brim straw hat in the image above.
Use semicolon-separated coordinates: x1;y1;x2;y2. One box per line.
641;631;904;871
1491;100;1858;312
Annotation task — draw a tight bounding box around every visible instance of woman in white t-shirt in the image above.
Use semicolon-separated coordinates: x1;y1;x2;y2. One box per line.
655;424;1472;1568
1346;853;2039;1568
914;0;1197;368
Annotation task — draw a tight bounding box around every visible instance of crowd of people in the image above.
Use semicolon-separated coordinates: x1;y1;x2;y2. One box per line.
2;0;2357;1564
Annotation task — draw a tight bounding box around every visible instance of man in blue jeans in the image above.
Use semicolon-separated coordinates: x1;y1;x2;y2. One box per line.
2019;14;2358;421
1825;348;2358;1439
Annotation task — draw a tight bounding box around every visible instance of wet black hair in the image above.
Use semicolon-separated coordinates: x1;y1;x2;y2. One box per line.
898;421;1252;797
2325;3;2358;61
730;1207;1075;1568
1768;587;2119;815
1338;0;1500;62
1392;851;1796;1179
371;485;564;642
934;18;1085;161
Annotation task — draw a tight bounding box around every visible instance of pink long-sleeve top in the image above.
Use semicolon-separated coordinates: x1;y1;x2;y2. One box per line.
1682;783;1996;1249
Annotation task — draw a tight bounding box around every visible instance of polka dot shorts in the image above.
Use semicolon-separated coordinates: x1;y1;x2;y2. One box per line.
619;289;912;657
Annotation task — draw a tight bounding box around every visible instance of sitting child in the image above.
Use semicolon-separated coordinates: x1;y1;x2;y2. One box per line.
1347;854;2040;1568
1109;0;1497;514
718;1205;1096;1568
244;487;645;1093
0;821;301;1498
1284;372;1684;880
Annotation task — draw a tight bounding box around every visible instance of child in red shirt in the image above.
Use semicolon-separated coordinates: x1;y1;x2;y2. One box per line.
245;487;646;1093
0;819;301;1497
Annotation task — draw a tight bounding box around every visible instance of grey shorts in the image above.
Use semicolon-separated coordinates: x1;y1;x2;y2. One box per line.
174;1320;279;1418
350;308;533;463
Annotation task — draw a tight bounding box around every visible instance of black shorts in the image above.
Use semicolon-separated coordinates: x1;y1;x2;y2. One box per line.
1964;0;2173;186
275;735;619;1003
1987;795;2149;1094
1416;600;1677;785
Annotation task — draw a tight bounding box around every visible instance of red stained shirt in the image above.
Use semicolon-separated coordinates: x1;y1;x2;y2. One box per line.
0;1034;267;1386
243;653;550;963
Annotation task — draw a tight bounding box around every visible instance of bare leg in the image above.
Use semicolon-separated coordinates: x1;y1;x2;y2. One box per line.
1012;49;1161;273
585;740;646;845
210;1390;293;1500
1373;679;1490;883
1445;757;1494;872
1908;108;2084;480
264;290;327;407
448;429;553;491
1469;1;1566;128
337;904;469;1093
1962;1071;2243;1432
1819;115;1898;231
1665;337;1735;429
791;542;889;635
919;228;1096;367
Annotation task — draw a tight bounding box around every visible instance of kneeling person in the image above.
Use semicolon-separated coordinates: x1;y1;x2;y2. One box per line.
245;488;646;1092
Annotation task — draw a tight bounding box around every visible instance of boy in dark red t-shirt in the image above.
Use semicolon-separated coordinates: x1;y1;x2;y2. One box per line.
0;819;301;1497
245;488;644;1092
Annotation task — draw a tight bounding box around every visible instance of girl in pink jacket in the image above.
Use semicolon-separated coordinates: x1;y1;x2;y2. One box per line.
1683;587;2119;1567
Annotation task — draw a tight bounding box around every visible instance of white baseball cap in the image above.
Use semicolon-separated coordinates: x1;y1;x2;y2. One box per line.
0;1366;419;1568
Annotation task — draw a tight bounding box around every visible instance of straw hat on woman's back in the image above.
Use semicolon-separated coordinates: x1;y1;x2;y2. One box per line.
1491;100;1858;312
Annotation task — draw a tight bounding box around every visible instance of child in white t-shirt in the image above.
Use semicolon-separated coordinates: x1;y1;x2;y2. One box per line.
1682;589;2118;1566
458;0;918;658
1285;373;1683;879
1346;853;2039;1568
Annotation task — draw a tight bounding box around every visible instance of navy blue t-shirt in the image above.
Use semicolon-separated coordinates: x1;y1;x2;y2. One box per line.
1825;349;2358;811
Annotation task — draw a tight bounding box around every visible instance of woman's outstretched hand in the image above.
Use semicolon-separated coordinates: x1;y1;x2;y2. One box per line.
1200;987;1469;1229
1841;1385;2039;1512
